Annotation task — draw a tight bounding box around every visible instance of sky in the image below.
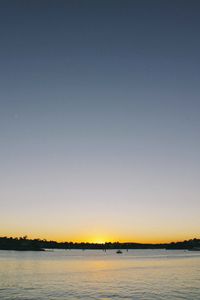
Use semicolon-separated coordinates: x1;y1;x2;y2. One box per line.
0;0;200;243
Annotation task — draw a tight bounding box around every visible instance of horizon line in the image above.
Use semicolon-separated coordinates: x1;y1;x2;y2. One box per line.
1;235;199;245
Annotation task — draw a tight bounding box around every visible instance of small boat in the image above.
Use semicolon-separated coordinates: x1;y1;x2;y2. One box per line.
116;250;123;254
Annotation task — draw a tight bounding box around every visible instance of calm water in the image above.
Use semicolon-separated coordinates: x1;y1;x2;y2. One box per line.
0;249;200;300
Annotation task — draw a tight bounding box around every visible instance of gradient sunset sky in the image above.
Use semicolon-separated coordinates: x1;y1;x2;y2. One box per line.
1;0;200;243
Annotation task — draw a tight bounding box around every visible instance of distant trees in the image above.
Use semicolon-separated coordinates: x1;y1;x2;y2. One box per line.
0;236;43;251
0;236;200;251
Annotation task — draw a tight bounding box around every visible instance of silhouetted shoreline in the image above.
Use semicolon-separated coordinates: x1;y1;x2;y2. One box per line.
0;236;199;251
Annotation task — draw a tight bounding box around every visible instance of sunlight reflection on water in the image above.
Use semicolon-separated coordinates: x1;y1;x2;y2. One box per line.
0;249;200;299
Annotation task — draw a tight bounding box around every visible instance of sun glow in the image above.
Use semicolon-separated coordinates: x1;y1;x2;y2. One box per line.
89;237;107;244
86;232;119;244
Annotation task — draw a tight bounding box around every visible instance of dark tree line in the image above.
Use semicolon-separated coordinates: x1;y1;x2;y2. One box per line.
0;236;200;251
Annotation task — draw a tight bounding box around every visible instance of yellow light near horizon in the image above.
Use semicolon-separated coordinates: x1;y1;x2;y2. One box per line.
2;225;198;244
86;232;118;244
88;236;107;244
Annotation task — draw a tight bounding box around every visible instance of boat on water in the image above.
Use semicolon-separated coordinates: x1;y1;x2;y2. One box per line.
116;250;123;254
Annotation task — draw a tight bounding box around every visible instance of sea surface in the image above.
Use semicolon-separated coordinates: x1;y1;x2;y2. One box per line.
0;249;200;300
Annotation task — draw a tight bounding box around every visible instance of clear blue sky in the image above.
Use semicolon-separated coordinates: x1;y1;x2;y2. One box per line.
1;0;200;242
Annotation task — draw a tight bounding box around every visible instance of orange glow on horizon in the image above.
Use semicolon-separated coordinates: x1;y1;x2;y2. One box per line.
2;231;199;244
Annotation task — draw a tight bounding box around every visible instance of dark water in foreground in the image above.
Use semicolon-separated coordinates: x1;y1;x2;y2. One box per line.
0;249;200;299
